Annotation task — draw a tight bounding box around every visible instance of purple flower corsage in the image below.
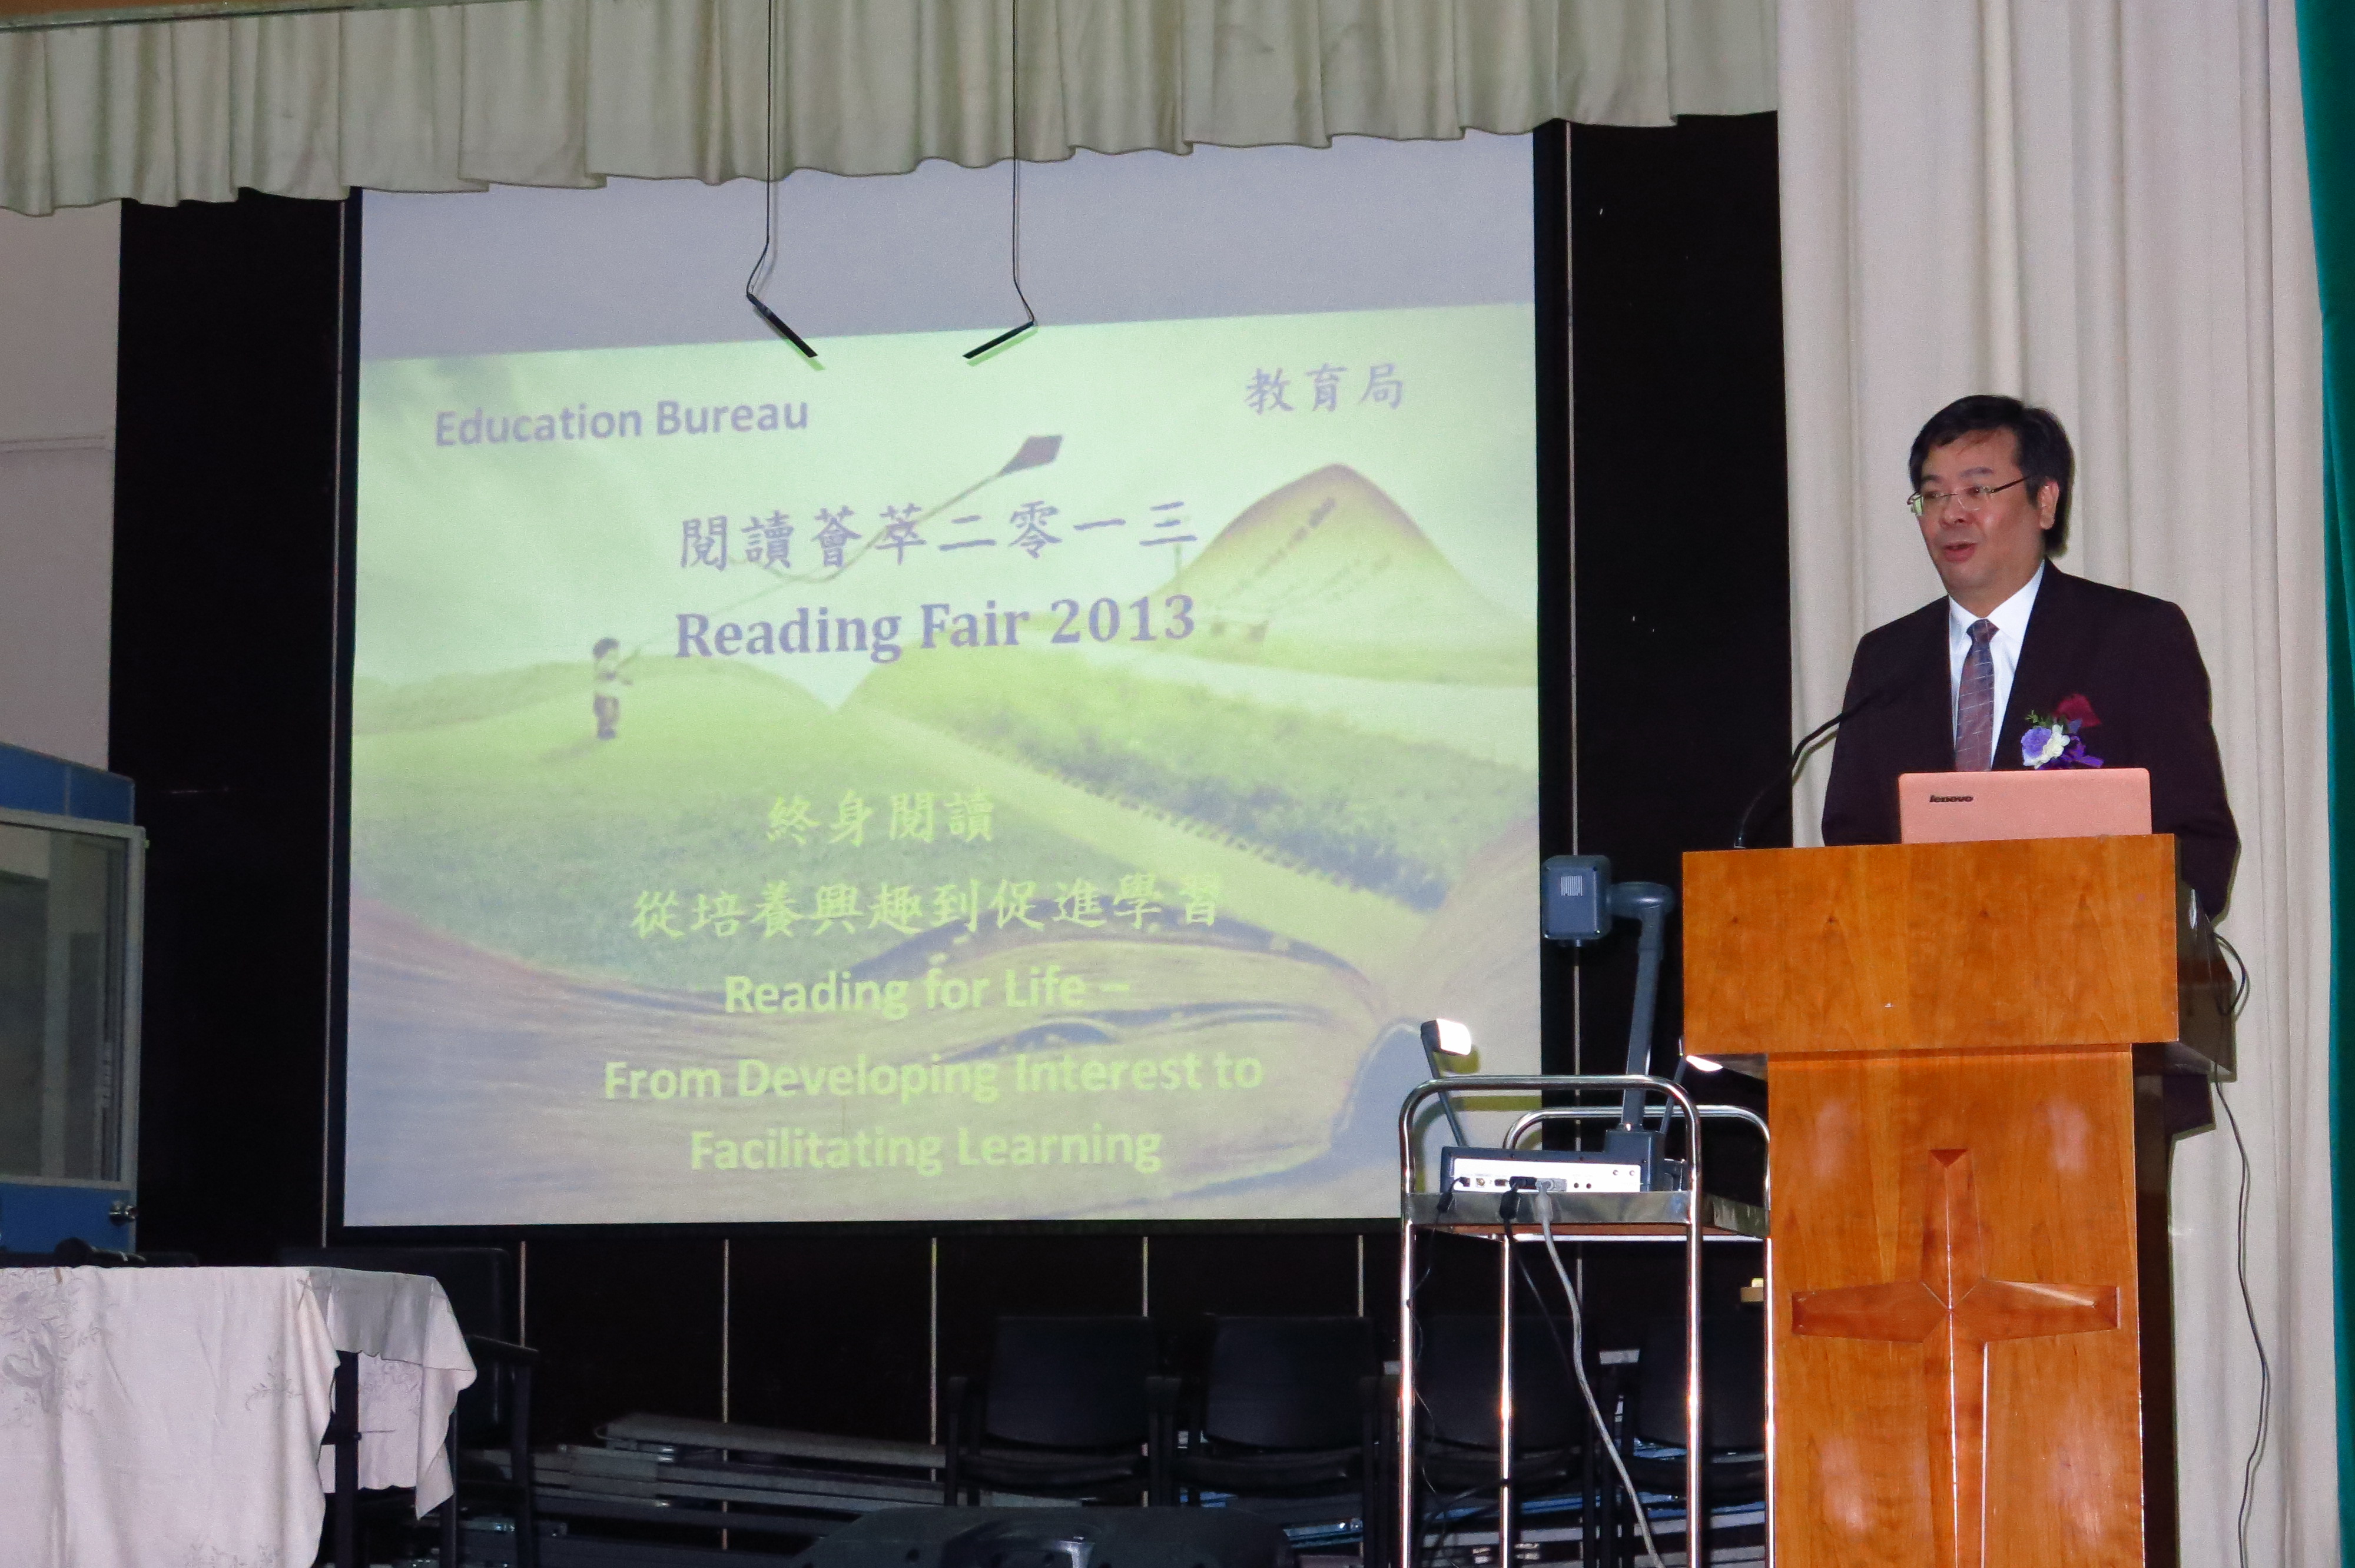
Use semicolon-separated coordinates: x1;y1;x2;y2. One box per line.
2021;693;2105;769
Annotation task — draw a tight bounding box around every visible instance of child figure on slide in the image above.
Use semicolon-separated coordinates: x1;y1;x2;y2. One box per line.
592;637;632;740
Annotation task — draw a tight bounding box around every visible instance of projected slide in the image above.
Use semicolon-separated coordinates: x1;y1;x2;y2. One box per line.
347;140;1539;1225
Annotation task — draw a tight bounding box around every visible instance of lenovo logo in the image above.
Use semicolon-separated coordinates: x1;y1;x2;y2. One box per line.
1927;793;1975;803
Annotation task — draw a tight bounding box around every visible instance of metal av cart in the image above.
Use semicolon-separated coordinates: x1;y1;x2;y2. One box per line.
1395;1074;1770;1568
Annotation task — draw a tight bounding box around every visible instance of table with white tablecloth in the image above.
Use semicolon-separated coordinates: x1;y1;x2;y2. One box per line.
0;1265;477;1567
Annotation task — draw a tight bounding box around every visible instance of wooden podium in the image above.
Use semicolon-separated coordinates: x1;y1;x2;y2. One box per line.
1683;836;2231;1568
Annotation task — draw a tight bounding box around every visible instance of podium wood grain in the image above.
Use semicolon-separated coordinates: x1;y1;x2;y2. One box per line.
1683;837;2177;1056
1771;1050;2142;1564
1685;841;2182;1568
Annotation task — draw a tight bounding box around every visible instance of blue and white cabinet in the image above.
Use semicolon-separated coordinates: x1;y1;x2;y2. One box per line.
0;742;142;1255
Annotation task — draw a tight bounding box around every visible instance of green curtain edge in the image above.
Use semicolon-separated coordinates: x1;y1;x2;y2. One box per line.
2296;0;2355;1547
2326;401;2354;1553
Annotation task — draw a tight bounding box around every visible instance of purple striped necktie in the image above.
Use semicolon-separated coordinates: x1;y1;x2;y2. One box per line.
1954;617;1998;772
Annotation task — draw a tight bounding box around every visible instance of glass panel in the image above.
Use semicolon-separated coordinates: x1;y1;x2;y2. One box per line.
0;820;128;1181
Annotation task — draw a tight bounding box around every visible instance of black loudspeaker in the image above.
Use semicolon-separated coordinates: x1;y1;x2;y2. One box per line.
800;1509;1295;1568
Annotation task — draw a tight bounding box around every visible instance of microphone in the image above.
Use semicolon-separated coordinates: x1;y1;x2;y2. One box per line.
1732;686;1889;849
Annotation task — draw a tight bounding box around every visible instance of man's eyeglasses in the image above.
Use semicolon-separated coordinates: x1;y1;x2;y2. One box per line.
1907;476;2028;517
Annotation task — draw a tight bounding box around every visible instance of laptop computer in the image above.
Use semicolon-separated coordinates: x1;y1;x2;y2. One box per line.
1897;766;2151;844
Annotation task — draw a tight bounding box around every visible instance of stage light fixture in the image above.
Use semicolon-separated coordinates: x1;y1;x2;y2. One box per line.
1417;1018;1474;1147
1420;1018;1474;1057
964;0;1039;360
745;0;818;361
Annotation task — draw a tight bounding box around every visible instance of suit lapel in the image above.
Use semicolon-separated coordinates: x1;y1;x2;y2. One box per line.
1995;566;2095;770
1893;600;1954;772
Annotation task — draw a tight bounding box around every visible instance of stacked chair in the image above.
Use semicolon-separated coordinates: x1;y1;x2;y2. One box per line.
1411;1313;1584;1556
1624;1311;1767;1561
941;1313;1397;1563
1169;1315;1389;1563
942;1315;1176;1506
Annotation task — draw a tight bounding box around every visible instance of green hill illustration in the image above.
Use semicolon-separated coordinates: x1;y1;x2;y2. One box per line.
1163;464;1533;684
857;646;1527;912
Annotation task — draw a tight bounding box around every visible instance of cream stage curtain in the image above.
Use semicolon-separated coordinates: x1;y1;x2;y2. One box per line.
1782;1;2333;1560
0;0;1774;214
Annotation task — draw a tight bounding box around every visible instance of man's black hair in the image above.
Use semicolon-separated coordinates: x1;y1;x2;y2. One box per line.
592;637;620;657
1908;394;2076;556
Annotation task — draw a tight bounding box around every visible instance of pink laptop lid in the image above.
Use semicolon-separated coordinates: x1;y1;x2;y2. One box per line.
1897;767;2151;844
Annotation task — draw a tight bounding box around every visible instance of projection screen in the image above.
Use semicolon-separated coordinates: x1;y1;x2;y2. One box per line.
347;134;1540;1225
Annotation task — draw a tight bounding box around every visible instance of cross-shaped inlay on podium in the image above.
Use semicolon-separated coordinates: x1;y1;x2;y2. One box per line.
1792;1148;2121;1568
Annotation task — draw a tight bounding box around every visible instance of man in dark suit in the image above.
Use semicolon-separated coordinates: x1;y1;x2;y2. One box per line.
1821;395;2239;918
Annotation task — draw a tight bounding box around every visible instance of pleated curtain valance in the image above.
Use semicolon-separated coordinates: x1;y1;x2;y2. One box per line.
0;0;1774;215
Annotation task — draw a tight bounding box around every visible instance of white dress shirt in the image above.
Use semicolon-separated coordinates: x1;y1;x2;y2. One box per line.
1946;563;2045;750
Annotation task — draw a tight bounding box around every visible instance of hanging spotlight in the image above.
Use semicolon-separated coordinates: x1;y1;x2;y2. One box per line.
745;0;817;360
965;0;1038;360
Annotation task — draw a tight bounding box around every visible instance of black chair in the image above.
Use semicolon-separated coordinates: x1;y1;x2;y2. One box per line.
943;1316;1177;1506
1171;1316;1388;1566
279;1245;540;1568
1411;1314;1583;1548
1624;1313;1767;1556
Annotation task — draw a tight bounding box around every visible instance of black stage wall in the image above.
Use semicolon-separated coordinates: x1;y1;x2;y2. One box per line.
111;114;1785;1456
113;190;351;1269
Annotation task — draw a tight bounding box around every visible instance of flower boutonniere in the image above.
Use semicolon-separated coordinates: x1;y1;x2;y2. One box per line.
2021;693;2104;769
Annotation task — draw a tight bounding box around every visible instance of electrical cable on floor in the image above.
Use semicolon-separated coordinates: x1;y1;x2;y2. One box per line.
2215;1081;2271;1568
1511;1244;1591;1408
1535;1195;1665;1568
2207;927;2270;1568
1417;1480;1497;1558
1508;1245;1636;1561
